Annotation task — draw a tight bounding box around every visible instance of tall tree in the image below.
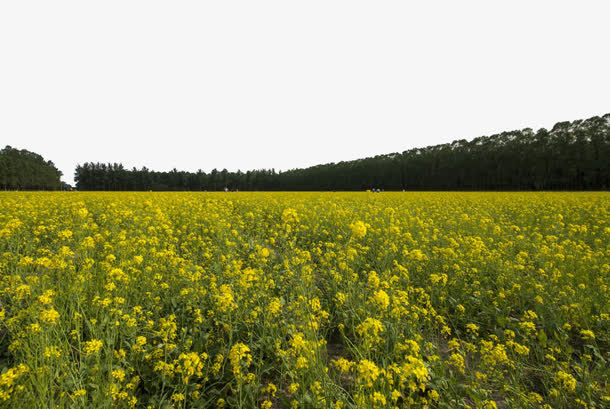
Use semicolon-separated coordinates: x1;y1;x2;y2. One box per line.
74;113;609;191
0;146;62;190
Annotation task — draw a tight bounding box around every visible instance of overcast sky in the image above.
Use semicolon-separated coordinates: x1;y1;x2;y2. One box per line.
1;1;609;184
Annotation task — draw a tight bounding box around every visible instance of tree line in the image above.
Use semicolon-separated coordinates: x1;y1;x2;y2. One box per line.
74;113;609;191
0;146;63;190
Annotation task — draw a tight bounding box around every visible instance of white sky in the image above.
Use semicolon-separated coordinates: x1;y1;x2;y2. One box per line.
1;1;609;184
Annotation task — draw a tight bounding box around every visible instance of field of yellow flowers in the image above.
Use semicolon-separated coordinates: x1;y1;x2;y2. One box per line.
0;192;608;409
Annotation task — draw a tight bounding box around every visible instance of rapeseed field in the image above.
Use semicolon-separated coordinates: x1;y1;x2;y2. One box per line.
0;192;608;408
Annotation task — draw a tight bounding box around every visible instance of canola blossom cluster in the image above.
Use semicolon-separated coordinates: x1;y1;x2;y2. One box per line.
0;192;608;408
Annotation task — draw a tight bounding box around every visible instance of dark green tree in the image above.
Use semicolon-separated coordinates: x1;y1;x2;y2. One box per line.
74;113;609;191
0;146;62;190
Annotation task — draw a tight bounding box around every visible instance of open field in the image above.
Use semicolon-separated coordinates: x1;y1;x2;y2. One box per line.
0;192;608;408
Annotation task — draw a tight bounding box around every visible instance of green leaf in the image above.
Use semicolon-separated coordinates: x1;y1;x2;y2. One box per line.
538;329;547;347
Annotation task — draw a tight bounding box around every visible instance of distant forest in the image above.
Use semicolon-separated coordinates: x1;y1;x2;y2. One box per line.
75;113;609;191
0;146;63;190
